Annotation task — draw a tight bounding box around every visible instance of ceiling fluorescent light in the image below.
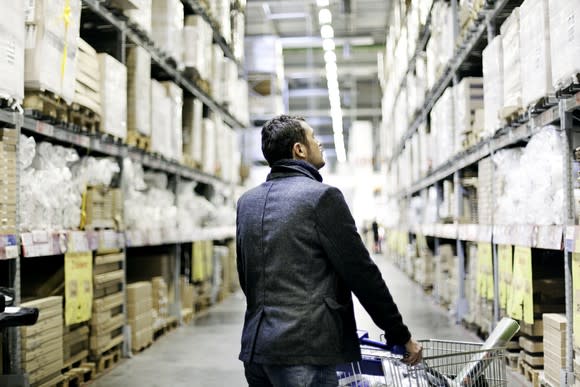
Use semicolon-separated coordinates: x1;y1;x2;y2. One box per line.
318;8;332;25
320;25;334;39
322;38;335;51
316;0;330;7
324;50;336;63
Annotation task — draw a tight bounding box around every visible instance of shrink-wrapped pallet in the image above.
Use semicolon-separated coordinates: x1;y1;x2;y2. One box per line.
98;54;127;140
548;0;580;90
430;87;455;168
25;0;81;104
150;79;172;158
500;8;522;116
183;98;204;166
127;46;151;136
124;0;152;33
211;45;225;104
482;35;503;137
162;82;183;162
151;0;183;63
0;2;24;102
520;0;553;108
202;117;216;175
183;15;213;77
454;77;484;152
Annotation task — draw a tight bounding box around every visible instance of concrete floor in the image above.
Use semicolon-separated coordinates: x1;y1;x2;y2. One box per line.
92;255;529;386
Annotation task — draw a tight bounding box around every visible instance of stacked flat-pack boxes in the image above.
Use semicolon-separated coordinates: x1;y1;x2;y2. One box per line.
20;297;64;387
0;2;24;102
63;323;90;366
0;128;17;235
183;98;204;168
454;77;484;152
24;0;81;104
127;281;153;352
543;313;566;387
151;0;183;63
549;1;580;90
74;39;101;116
84;187;123;230
126;46;152;139
152;276;169;330
500;8;522;118
98;53;127;140
124;0;152;34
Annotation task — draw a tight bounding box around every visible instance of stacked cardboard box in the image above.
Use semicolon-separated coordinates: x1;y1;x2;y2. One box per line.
430;87;455;169
477;157;493;225
24;0;81;105
215;0;231;44
519;320;545;372
63;323;89;366
202;117;216;175
127;281;153;352
183;98;204;168
184;16;213;81
150;79;171;158
180;276;195;321
151;0;183;63
152;276;169;330
231;10;245;62
73;39;101;116
126;46;151;138
482;35;504;137
161;81;183;163
549;1;580;90
0;128;17;235
98;53;127;140
83;187;123;230
500;8;523;118
124;0;152;34
543;313;566;386
454;77;484;151
20;297;64;387
90;252;124;356
0;2;24;102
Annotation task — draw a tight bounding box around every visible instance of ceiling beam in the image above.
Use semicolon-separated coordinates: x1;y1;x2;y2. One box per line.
289;107;381;117
285;64;377;79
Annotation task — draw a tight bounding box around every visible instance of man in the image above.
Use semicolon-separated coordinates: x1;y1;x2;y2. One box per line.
236;115;422;386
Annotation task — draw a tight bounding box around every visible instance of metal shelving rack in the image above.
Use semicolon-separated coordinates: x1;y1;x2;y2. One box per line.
385;0;580;383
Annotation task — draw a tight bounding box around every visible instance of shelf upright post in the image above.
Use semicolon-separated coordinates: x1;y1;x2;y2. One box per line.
434;181;443;303
561;99;576;385
454;170;468;323
170;174;182;323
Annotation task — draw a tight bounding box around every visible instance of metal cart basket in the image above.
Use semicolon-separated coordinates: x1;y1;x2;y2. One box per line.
337;337;507;387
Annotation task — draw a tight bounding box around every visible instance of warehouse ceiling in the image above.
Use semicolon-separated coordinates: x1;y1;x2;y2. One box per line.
245;0;391;169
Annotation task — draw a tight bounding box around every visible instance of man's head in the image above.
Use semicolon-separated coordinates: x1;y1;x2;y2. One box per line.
261;114;325;169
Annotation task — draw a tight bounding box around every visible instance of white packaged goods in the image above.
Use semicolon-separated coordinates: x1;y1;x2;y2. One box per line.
245;36;284;77
426;38;438;91
216;0;231;44
394;28;408;86
454;77;484;152
494;126;563;225
430;87;454;168
418;124;430;178
183;15;213;76
127;46;151;136
223;59;239;107
151;0;183;63
407;6;420;59
548;0;580;89
25;0;81;104
232;11;245;62
394;89;408;148
411;133;420;184
124;0;152;33
150;79;172;158
0;2;24;102
183;98;204;166
202;118;216;175
212;45;225;104
162;82;183;162
98;54;127;140
500;8;522;116
74;39;101;115
482;35;504;137
520;0;553;108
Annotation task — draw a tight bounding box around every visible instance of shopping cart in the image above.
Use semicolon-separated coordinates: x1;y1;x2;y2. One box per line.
337;319;518;387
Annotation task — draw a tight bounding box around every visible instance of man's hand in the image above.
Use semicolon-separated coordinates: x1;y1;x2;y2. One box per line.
403;338;423;365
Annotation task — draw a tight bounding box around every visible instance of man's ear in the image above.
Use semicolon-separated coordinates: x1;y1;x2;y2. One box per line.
292;142;306;159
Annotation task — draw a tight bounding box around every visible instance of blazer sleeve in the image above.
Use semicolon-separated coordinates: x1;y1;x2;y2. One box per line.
236;202;246;295
314;187;412;346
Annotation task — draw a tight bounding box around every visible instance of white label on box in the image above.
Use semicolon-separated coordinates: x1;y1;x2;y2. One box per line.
4;245;18;259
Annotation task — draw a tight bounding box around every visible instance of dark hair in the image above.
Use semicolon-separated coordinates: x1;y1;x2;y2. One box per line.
261;115;308;166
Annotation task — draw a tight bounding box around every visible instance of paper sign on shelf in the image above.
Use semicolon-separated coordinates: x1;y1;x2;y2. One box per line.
497;245;513;310
573;253;580;348
65;251;93;326
508;246;533;324
477;242;493;300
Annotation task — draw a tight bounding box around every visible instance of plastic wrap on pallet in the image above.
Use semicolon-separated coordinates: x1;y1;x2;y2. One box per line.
127;46;151;137
482;35;504;137
520;0;553;108
183;15;213;77
202;118;216;175
183;98;204;166
24;0;81;105
430;86;455;168
454;77;484;152
500;8;522;115
150;79;172;158
0;2;24;102
151;0;183;64
98;54;127;140
161;81;183;162
124;0;152;33
548;0;580;90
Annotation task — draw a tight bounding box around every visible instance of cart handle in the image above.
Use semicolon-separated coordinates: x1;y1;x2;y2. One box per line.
359;337;407;356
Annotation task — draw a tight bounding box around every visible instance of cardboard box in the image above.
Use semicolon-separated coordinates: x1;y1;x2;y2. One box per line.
151;0;183;63
0;2;25;102
183;97;204;166
482;35;504;136
549;1;580;89
127;46;151;136
124;0;152;33
500;8;522;115
98;53;127;140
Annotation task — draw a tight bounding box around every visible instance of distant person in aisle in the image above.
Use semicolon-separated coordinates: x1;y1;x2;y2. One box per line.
236;115;422;387
372;219;382;254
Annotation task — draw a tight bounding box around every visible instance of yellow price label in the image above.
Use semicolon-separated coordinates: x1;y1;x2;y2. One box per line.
498;245;513;310
508;246;533;324
65;251;93;325
477;242;493;300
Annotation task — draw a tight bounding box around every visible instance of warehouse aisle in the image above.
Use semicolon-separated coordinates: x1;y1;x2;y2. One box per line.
92;255;522;387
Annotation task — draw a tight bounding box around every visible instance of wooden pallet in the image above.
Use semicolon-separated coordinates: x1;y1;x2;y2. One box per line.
519;360;542;387
500;107;526;127
93;344;122;375
62;350;89;371
505;351;520;369
68;103;101;134
526;95;559;115
126;130;151;151
132;340;153;354
24;90;69;125
183;155;201;170
61;362;95;387
555;73;580;96
181;308;194;325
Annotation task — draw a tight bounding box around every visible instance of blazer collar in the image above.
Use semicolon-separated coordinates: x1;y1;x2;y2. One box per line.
266;159;323;182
